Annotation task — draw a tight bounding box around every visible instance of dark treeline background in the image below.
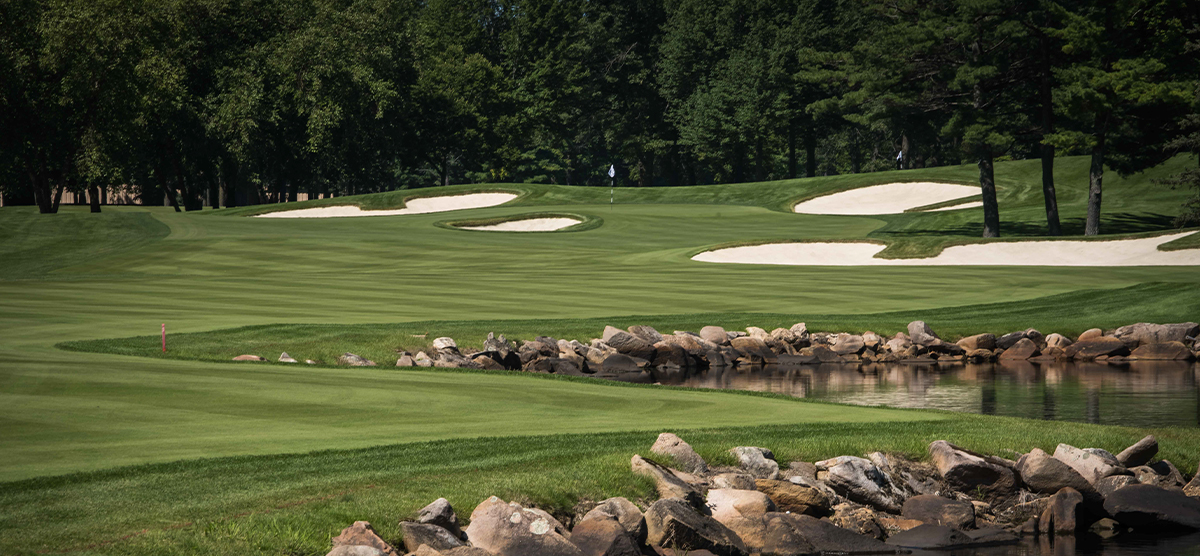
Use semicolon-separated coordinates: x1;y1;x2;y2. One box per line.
1;0;1197;235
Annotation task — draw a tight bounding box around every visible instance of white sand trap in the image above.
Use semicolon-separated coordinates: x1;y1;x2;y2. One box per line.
459;217;581;232
694;232;1200;267
927;201;984;212
256;192;518;218
793;182;981;215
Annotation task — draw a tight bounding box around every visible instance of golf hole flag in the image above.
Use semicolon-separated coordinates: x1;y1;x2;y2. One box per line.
609;164;615;208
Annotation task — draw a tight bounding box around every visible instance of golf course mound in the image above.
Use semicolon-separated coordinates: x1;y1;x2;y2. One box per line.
255;192;518;218
693;231;1200;267
793;182;981;215
454;215;584;232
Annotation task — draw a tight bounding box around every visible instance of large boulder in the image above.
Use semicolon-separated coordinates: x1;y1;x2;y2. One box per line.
581;497;646;545
712;472;756;490
1112;322;1200;348
1131;460;1186;490
400;522;465;553
603;330;656;360
772;513;893;554
332;521;401;556
600;354;642;374
957;333;995;351
730;337;776;363
908;321;940;346
999;338;1039;360
464;497;581;556
627;325;664;343
1016;448;1095;497
706;489;776;525
417;498;466;541
1045;333;1073;349
1039;487;1084;535
631;455;705;508
828;504;885;540
643;498;748;556
1095;475;1139;499
338;352;377;366
570;514;640;556
928;441;1015;502
651;433;708;474
699;326;731;346
1053;444;1129;485
754;479;832;516
1103;484;1200;531
832;334;865;355
901;495;975;530
885;524;972;549
996;331;1028;350
1064;337;1129;360
1116;435;1158;468
815;456;905;513
729;446;779;480
1130;342;1194;360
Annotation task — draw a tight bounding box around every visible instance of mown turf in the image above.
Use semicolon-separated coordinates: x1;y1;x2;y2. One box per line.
2;418;1197;556
1;155;1198;555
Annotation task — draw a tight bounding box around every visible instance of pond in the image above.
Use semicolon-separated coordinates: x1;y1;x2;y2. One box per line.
660;360;1199;428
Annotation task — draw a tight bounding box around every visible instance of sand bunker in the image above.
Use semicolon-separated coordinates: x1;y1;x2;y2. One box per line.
459;217;581;232
256;192;518;218
693;232;1200;267
793;182;981;215
927;200;984;212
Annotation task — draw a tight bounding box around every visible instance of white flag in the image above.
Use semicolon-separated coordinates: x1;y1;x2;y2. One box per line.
608;164;615;178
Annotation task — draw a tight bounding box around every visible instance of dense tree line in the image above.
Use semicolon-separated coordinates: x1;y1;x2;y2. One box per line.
1;0;1196;235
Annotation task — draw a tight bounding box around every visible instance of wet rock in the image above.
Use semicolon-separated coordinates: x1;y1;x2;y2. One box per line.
400;522;464;553
929;440;1016;501
729;447;779;480
338;352;376;366
754;479;831;516
571;514;640;556
582;497;646;544
1039;487;1084;535
651;433;708;474
631;455;704;508
1130;341;1194;360
1115;435;1158;468
464;497;580;556
999;338;1039;360
886;524;971;549
1103;484;1200;531
1064;338;1129;360
1053;444;1129;485
957;333;996;351
643;498;748;556
1131;460;1185;490
901;494;975;529
332;521;401;556
1095;475;1139;499
601;354;642;374
908;321;940;346
1016;448;1095;497
815;456;905;513
771;513;892;554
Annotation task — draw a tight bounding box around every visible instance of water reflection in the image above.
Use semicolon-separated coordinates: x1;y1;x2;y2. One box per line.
663;360;1200;428
940;531;1200;555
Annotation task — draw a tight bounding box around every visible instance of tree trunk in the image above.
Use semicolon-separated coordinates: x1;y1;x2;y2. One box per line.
1039;33;1061;235
979;151;1000;238
1085;115;1108;236
787;121;797;179
804;128;817;178
89;183;101;213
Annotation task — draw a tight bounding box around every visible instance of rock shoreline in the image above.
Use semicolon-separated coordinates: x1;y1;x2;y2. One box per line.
236;321;1200;379
325;433;1200;556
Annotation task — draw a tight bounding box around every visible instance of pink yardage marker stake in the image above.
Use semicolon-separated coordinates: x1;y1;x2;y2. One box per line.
162;323;166;352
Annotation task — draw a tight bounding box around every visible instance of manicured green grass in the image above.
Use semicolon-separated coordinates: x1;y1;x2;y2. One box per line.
2;418;1196;556
62;282;1200;366
1;155;1198;555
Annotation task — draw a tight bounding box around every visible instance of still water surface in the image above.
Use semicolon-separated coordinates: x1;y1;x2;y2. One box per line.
665;360;1199;428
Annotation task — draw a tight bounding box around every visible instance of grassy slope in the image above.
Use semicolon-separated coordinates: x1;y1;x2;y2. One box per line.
1;156;1198;555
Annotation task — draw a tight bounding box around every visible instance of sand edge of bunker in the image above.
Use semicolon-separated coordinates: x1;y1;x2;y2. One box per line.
252;191;522;218
437;212;599;233
692;230;1200;267
792;181;983;215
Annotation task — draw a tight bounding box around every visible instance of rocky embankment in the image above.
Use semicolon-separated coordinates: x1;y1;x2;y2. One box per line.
324;433;1200;556
239;321;1200;379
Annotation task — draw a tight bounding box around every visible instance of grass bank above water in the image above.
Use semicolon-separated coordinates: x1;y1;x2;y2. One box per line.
61;282;1200;366
2;418;1197;556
